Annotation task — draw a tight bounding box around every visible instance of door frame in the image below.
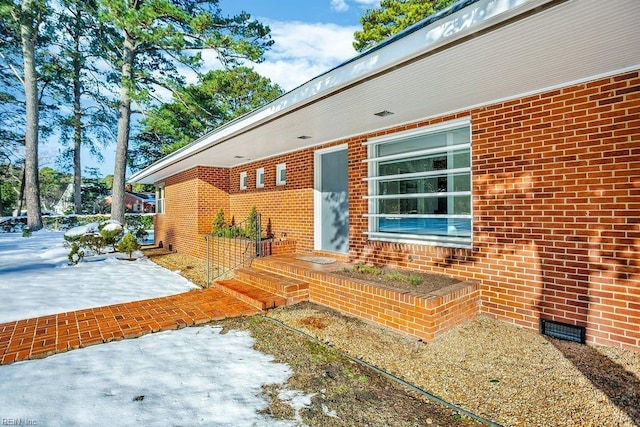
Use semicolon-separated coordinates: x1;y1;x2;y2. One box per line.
313;144;349;252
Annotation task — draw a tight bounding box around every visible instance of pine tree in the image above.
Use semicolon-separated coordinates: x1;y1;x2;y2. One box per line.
97;0;274;223
353;0;456;52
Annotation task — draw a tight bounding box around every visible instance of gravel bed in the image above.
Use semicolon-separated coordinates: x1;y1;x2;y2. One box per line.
268;303;640;427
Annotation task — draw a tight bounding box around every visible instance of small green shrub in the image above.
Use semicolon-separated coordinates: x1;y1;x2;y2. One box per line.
80;233;105;254
245;206;260;239
133;226;148;241
125;214;153;230
22;227;32;237
384;271;424;286
99;224;124;251
211;208;227;235
353;264;383;275
383;271;405;282
68;242;84;265
117;233;141;259
406;274;424;286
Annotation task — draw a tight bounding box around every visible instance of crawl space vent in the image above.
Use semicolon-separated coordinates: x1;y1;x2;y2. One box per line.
540;319;586;344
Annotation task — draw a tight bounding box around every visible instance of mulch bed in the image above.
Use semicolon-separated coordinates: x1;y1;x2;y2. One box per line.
330;266;462;294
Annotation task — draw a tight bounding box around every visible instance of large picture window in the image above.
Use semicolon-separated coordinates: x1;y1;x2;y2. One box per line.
365;119;471;247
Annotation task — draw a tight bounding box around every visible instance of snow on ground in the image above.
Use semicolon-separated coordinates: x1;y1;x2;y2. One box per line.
0;230;197;323
0;231;313;425
0;325;311;426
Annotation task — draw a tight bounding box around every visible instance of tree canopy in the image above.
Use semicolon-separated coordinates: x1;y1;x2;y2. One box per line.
0;0;276;218
130;66;283;171
353;0;456;52
99;0;274;223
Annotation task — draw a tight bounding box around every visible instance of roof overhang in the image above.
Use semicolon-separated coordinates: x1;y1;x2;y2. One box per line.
130;0;640;184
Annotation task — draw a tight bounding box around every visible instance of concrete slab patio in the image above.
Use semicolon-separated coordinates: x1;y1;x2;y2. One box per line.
0;288;259;365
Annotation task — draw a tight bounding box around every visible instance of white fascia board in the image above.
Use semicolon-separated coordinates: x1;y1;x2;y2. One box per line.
129;0;549;184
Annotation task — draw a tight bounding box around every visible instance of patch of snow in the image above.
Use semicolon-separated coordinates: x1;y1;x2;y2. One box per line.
64;222;99;238
0;326;299;426
322;403;339;418
0;230;197;323
102;221;123;232
278;389;315;424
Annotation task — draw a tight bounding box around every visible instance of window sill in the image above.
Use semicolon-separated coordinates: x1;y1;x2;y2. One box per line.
364;232;472;249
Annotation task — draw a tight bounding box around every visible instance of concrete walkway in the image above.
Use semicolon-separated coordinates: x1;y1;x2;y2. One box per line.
0;288;259;365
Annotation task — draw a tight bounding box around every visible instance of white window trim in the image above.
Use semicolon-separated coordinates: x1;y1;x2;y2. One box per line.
239;171;247;190
276;163;286;186
366;119;472;249
256;167;265;189
155;184;165;215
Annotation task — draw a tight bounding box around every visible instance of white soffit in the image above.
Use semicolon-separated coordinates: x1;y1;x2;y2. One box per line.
131;0;640;184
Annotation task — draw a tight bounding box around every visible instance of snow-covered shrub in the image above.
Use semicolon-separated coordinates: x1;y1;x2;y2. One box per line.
64;222;100;243
99;221;124;250
79;233;106;254
64;220;124;255
68;242;85;265
117;233;140;260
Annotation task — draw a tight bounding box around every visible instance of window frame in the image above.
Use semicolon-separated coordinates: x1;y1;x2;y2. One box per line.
256;167;265;189
239;171;247;190
364;118;472;248
276;163;286;186
155;185;165;214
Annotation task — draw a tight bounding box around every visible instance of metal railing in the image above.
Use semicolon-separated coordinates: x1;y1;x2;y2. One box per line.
205;213;262;286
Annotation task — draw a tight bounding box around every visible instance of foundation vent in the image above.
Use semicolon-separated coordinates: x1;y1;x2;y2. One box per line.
540;319;586;344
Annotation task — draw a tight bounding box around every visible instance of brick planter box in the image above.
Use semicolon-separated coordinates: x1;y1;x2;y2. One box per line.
253;256;479;342
309;275;480;342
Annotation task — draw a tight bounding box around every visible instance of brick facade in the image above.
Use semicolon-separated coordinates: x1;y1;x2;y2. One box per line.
155;70;640;351
155;166;229;259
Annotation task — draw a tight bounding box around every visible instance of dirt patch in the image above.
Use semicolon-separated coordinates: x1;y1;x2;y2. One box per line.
142;248;207;287
300;316;331;330
330;265;462;294
221;316;478;426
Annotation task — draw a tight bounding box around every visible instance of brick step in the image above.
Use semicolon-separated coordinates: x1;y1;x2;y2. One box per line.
234;267;309;303
211;279;286;310
249;258;309;282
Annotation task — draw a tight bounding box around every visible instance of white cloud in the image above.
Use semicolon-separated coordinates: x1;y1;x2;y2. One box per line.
199;20;358;91
352;0;380;6
331;0;349;12
250;20;359;91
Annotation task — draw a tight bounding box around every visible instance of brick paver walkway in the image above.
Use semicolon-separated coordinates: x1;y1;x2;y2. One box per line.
0;288;259;365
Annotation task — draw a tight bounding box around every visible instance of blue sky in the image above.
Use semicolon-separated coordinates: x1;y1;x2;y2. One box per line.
222;0;371;27
72;0;380;177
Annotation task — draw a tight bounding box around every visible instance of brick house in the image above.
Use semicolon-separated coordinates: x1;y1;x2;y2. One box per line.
131;0;640;350
104;185;156;213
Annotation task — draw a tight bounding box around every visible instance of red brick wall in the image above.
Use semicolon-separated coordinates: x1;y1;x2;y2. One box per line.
310;277;479;342
345;71;640;351
155;70;639;350
155;166;229;258
228;142;344;252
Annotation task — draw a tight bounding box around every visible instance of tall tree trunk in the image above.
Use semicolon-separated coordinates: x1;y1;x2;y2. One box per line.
17;167;25;215
21;0;42;230
111;32;135;224
0;174;4;216
72;17;82;214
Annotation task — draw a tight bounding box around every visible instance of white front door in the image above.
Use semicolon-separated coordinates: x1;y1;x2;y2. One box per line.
314;146;349;253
